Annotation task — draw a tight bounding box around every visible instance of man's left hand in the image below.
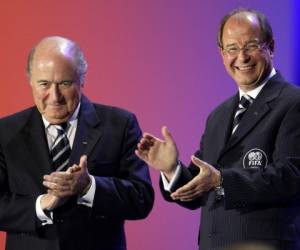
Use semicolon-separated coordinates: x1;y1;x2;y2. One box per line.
171;156;221;201
43;155;91;198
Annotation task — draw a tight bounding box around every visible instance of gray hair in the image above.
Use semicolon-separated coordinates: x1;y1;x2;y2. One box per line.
26;36;88;85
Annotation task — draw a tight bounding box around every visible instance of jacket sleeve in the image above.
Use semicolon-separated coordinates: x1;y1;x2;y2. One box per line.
90;113;154;220
159;130;208;210
0;143;40;233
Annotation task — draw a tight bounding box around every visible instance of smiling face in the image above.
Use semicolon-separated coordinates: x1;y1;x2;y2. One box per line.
220;12;274;91
30;38;82;124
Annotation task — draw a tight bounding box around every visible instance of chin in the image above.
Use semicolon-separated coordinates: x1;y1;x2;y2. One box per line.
47;118;69;124
45;113;69;123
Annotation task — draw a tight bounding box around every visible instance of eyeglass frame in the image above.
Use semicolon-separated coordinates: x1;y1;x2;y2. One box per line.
221;41;270;57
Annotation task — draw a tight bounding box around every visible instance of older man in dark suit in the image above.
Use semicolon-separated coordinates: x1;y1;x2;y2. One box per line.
0;36;154;250
136;8;300;250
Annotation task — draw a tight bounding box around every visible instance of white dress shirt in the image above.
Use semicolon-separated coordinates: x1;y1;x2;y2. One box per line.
36;103;96;224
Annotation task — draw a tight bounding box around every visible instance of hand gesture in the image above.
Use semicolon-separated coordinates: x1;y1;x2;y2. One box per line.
40;193;66;211
135;126;178;178
171;156;221;201
43;155;91;198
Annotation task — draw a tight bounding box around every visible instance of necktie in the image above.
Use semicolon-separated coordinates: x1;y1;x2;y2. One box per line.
50;123;71;171
232;94;254;134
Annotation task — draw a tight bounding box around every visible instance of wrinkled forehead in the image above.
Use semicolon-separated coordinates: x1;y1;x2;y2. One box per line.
30;43;79;80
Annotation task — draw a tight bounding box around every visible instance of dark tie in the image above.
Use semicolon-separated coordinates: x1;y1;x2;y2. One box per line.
50;123;71;171
232;94;254;134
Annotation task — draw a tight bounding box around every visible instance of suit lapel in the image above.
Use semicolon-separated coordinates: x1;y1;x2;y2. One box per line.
218;73;286;159
214;94;239;157
69;96;102;165
7;98;102;192
17;108;52;190
25;108;52;170
225;99;270;150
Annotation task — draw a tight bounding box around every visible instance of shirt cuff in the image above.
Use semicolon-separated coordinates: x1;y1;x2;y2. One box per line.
161;164;181;192
215;171;225;200
77;175;96;207
36;195;53;225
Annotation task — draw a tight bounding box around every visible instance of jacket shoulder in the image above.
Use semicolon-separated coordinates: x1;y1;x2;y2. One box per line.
209;80;300;117
0;107;36;144
0;107;36;129
90;103;140;131
279;81;300;100
92;103;136;120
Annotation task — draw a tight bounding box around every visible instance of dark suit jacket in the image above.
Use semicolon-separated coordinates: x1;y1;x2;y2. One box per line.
0;96;154;250
161;73;300;250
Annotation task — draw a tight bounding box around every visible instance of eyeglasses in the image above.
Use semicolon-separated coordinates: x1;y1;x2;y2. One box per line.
222;42;268;56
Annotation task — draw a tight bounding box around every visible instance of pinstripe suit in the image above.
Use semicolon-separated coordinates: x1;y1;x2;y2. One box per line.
161;73;300;250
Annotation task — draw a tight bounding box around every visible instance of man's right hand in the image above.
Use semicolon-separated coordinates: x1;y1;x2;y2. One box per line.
40;156;87;211
135;126;178;180
40;193;65;211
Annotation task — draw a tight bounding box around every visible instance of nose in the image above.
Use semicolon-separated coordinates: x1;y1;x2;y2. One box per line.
48;83;62;102
237;49;250;63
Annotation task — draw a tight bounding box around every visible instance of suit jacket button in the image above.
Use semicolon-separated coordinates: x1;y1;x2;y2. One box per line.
56;219;64;223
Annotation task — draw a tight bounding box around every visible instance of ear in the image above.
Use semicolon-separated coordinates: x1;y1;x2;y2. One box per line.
218;46;223;55
219;47;226;64
268;39;275;58
79;79;85;88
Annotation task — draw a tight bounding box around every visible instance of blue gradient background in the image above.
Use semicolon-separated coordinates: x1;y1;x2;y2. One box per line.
0;1;298;249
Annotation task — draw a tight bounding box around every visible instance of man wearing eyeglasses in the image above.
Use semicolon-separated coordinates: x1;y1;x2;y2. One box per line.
136;8;300;250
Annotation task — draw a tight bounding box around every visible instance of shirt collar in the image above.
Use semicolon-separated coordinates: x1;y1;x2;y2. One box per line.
42;102;81;129
239;68;276;100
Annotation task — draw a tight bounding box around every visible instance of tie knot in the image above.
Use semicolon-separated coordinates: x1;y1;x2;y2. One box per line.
55;123;68;134
239;94;253;109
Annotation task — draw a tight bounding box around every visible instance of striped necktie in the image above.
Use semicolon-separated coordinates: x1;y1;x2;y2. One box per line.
50;123;71;171
232;94;254;134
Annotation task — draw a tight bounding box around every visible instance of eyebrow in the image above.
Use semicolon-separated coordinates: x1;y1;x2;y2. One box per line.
59;80;73;83
37;80;50;83
36;80;73;84
224;39;260;48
